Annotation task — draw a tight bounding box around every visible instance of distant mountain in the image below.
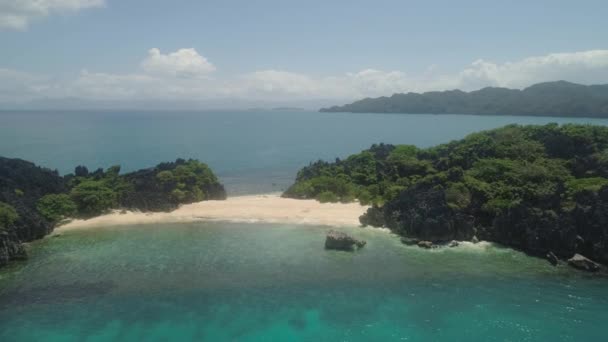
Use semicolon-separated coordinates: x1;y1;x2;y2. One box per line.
320;81;608;118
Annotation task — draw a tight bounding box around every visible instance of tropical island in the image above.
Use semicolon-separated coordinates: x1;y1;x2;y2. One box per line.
283;123;608;271
0;158;226;266
320;81;608;118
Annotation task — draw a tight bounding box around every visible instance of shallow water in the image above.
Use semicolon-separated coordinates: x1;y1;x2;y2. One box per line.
0;223;606;341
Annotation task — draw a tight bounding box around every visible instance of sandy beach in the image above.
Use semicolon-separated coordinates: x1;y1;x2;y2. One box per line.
57;194;369;231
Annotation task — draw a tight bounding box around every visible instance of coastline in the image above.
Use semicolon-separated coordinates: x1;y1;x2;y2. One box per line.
57;193;369;231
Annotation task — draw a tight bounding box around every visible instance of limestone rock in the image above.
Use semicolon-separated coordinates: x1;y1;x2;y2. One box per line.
325;230;366;251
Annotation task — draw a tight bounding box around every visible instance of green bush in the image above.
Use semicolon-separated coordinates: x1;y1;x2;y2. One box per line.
565;177;608;198
37;194;77;222
0;202;19;230
445;183;471;209
316;191;339;203
70;180;118;216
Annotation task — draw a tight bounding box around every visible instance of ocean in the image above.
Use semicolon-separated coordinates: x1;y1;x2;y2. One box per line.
1;110;607;341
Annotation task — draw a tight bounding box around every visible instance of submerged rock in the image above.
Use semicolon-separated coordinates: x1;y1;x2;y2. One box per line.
448;240;460;248
417;241;433;249
400;237;419;246
325;230;366;251
546;251;559;266
568;254;601;272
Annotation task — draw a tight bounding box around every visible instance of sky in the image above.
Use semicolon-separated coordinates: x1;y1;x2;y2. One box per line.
1;0;607;109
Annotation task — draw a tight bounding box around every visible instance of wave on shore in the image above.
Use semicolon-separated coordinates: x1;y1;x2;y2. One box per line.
58;194;369;231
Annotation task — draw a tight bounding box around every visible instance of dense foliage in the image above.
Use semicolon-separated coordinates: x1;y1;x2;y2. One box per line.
284;123;608;265
320;81;608;118
36;194;77;223
0;202;18;231
0;157;226;266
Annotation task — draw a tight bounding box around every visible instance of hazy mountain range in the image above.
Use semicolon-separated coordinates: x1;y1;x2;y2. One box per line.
321;81;608;117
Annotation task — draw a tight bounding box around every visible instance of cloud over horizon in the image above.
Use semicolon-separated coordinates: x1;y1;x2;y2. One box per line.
0;0;105;30
2;48;608;107
141;48;216;78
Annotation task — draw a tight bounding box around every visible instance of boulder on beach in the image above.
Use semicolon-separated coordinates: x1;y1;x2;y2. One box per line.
325;230;366;251
568;254;601;272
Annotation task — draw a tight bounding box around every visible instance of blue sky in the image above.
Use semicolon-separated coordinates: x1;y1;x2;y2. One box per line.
1;0;607;108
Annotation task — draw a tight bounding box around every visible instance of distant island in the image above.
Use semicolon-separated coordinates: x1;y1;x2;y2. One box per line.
271;107;305;111
320;81;608;118
284;123;608;271
0;158;226;266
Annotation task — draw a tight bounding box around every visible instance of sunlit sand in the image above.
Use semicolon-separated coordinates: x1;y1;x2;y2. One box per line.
58;193;369;230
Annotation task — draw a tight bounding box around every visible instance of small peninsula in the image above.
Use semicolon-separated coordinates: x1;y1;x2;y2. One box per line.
283;123;608;269
320;81;608;118
0;158;226;266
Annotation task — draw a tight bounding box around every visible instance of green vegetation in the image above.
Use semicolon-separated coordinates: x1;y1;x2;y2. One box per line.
36;194;77;222
286;124;608;207
284;123;608;265
0;202;19;231
0;156;225;266
320;81;608;118
64;159;225;216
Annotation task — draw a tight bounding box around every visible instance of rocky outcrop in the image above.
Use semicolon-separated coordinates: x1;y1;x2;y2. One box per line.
567;254;601;272
325;230;366;251
448;240;460;247
362;183;608;267
0;232;27;267
417;241;433;249
546;251;559;266
0;156;227;268
400;237;418;245
1;157;64;267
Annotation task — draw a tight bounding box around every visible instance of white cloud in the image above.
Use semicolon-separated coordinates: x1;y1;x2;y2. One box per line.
0;68;52;101
0;0;104;30
141;48;216;78
2;48;608;106
458;50;608;89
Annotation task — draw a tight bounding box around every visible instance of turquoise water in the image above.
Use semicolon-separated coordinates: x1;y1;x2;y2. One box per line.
1;223;606;341
1;111;608;341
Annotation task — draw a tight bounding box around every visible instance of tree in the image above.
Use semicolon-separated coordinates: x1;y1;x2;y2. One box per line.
37;194;77;222
0;202;19;230
70;180;117;216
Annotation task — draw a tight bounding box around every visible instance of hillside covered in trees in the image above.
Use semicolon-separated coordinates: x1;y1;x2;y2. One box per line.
0;158;225;267
284;123;608;267
320;81;608;118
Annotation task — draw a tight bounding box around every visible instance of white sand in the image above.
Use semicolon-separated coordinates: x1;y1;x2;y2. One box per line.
57;194;369;231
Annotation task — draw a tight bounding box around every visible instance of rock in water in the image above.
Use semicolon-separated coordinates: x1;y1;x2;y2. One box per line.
546;251;559;266
400;237;419;246
448;240;460;248
568;254;601;272
417;241;433;249
325;230;366;251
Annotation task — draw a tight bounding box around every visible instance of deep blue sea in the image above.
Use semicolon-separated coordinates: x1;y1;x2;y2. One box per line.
1;110;608;341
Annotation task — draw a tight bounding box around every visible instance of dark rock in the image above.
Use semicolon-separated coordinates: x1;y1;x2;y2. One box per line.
325;230;366;251
417;241;433;249
568;254;601;272
448;240;460;248
471;236;479;244
546;251;559;266
0;233;27;266
400;237;419;245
